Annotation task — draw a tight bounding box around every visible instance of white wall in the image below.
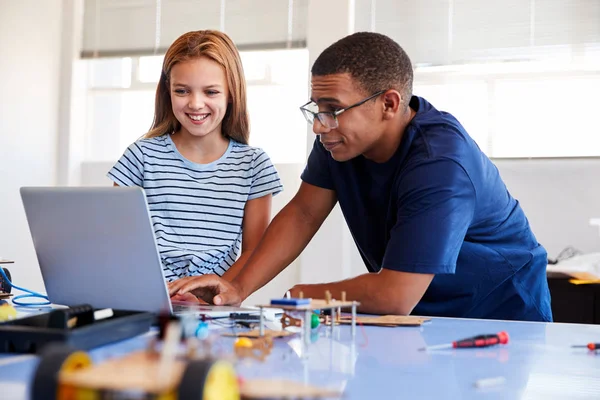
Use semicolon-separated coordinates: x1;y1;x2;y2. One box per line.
496;158;600;258
0;0;64;293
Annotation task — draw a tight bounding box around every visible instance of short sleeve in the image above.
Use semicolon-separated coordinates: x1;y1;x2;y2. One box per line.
248;149;283;200
107;142;145;186
382;158;476;274
300;137;334;190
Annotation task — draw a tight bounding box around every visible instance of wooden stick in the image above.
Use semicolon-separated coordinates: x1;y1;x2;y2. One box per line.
158;321;182;386
337;292;346;322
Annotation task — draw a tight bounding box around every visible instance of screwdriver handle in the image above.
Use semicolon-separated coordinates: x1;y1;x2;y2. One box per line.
453;331;509;348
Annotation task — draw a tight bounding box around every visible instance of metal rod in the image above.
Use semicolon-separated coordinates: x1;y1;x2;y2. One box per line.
304;309;311;356
351;302;357;339
419;343;452;351
330;307;336;336
259;306;264;337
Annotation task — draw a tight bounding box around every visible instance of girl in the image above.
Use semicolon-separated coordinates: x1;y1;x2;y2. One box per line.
108;30;282;299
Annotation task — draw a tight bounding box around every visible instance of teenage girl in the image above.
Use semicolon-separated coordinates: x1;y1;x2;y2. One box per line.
108;30;282;300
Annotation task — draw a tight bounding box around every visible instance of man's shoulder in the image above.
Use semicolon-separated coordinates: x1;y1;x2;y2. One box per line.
407;109;486;178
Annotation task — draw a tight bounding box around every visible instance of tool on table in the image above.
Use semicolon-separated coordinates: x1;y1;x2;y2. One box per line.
474;376;507;389
419;331;509;351
571;343;600;351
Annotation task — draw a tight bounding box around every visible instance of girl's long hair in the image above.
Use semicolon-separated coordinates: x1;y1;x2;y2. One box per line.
145;30;249;144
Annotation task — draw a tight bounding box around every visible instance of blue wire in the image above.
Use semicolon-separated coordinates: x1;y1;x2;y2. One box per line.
0;267;50;306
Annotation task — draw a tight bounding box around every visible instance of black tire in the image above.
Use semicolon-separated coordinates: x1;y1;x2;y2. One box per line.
178;359;214;399
30;344;80;400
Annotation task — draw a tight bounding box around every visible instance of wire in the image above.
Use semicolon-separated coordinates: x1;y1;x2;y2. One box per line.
547;246;583;264
0;268;50;306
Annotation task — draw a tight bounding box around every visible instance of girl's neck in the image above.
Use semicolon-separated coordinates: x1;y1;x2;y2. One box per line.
171;130;230;165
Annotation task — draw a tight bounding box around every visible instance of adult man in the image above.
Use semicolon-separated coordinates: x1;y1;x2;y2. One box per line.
169;32;552;321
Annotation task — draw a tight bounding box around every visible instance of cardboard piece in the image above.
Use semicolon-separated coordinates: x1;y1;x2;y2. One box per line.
241;379;341;399
569;278;600;285
333;315;430;327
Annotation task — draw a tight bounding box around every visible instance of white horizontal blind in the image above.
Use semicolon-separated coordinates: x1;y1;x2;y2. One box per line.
369;0;600;158
82;0;308;57
375;0;451;65
373;0;600;65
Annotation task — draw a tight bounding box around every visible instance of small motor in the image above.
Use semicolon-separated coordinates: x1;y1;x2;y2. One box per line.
0;267;11;294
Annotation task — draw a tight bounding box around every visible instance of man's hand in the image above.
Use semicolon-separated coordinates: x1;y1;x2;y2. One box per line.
167;275;243;306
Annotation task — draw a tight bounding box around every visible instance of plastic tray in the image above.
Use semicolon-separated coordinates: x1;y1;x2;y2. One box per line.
0;307;154;354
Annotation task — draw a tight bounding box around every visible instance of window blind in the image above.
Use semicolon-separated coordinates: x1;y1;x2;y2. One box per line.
82;0;308;58
370;0;600;66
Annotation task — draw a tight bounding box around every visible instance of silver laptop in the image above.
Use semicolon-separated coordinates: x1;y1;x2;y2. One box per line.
20;186;257;318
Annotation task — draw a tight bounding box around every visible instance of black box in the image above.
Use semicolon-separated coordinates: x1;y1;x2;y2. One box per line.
0;307;154;354
547;275;600;324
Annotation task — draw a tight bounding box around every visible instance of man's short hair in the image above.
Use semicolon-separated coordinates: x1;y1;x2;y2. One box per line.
312;32;413;108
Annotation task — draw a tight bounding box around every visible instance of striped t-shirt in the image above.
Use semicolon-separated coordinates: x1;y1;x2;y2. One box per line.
107;134;282;281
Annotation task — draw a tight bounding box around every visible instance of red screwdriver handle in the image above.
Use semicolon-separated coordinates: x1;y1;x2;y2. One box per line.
452;331;509;348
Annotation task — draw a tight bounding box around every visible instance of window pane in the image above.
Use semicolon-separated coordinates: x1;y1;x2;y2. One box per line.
138;56;164;83
88;58;131;88
413;81;489;152
245;49;309;164
119;91;156;149
266;49;308;85
87;92;122;161
248;85;307;164
493;75;600;158
87;91;155;161
240;51;268;81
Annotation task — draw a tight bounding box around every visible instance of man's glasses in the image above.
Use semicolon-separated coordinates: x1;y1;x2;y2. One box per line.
299;90;385;129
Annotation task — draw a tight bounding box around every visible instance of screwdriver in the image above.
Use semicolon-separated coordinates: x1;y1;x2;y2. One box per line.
571;343;600;351
419;331;509;351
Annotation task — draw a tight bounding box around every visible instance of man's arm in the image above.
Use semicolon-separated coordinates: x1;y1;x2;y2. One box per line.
299;158;473;315
221;194;273;282
289;269;433;315
171;181;337;304
232;182;337;299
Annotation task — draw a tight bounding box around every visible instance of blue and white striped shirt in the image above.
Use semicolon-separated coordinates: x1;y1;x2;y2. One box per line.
107;134;282;281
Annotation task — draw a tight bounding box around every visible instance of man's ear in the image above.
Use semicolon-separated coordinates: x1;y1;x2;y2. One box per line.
381;90;402;120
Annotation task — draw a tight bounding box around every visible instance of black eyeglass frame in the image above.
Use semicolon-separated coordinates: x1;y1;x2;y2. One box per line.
299;90;386;128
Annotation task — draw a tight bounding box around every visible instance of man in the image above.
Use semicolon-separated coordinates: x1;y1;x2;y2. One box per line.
168;32;552;321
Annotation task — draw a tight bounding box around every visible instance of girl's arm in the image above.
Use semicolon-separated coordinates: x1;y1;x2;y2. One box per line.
220;194;273;282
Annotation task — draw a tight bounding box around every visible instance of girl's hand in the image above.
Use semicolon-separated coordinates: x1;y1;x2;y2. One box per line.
170;292;200;303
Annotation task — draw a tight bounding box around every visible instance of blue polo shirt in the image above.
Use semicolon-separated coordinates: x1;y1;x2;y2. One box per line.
301;96;552;321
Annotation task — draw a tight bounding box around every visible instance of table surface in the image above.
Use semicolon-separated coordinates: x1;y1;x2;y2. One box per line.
1;309;600;400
